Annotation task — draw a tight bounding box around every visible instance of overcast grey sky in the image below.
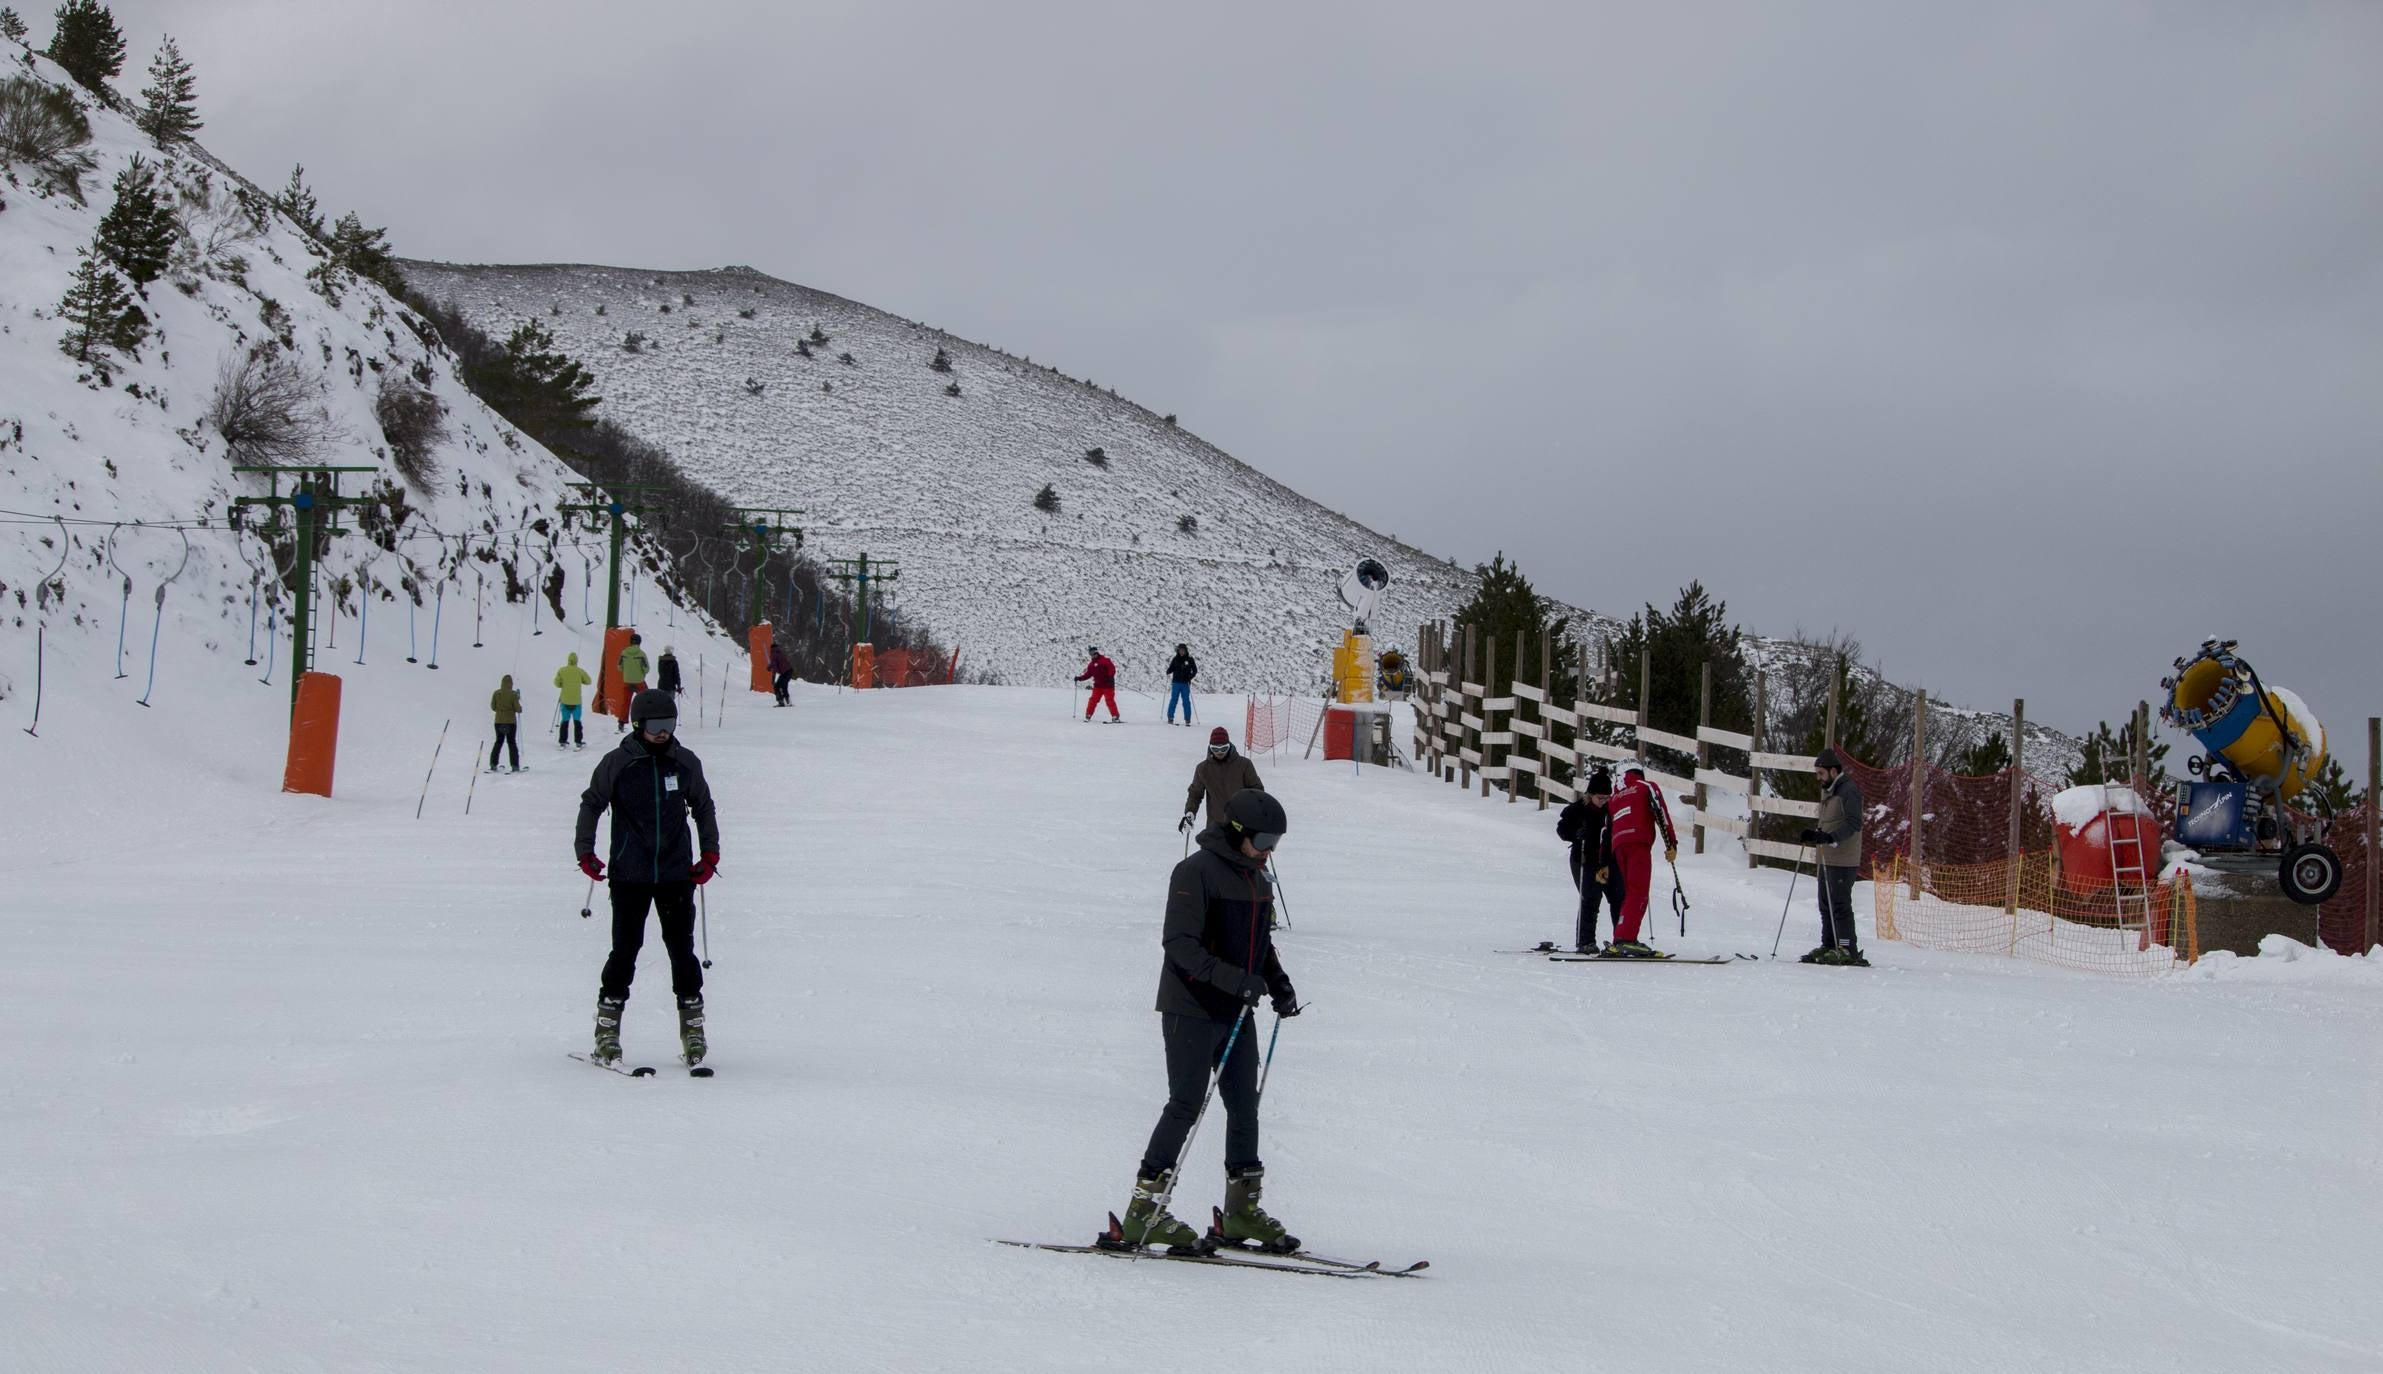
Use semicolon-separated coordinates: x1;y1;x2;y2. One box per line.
114;0;2382;735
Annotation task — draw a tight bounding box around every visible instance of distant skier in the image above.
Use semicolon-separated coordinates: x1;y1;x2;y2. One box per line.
1555;766;1624;952
1077;646;1120;723
1797;748;1869;966
1599;764;1678;957
768;638;793;706
553;652;593;750
656;644;683;698
489;674;524;773
1181;727;1264;834
615;633;650;732
1166;643;1198;725
575;689;721;1068
1107;789;1301;1256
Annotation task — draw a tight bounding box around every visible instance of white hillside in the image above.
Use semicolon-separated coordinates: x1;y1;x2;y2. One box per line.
0;52;725;734
397;260;1589;692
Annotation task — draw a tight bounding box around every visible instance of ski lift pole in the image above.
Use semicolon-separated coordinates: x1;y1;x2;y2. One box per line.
22;626;42;738
354;574;369;665
244;573;261;665
426;581;445;669
107;531;130;680
136;530;191;708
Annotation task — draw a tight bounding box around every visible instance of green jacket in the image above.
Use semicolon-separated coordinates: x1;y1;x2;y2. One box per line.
618;643;651;686
491;676;523;724
554;654;593;707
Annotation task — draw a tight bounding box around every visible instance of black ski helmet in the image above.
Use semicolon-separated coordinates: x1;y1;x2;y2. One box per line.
1223;789;1287;850
630;688;677;730
1586;766;1613;796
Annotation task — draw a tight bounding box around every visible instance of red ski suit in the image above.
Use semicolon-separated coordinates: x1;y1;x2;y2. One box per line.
1076;654;1119;719
1605;772;1678;943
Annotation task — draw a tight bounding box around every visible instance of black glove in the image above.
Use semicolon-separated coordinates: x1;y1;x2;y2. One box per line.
1800;827;1830;846
1178;813;1195;834
1229;969;1269;1005
1271;986;1301;1018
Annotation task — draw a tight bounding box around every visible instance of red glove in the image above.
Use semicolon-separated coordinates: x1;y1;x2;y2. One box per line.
578;855;605;882
691;852;720;886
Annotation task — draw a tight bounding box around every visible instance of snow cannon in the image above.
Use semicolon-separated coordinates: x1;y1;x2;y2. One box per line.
1376;647;1414;698
2157;638;2341;905
1332;559;1390;705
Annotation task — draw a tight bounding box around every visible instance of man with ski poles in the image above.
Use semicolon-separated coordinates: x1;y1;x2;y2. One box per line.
1599;764;1678;958
1796;748;1869;965
1555;766;1625;952
1076;646;1120;723
1107;789;1302;1255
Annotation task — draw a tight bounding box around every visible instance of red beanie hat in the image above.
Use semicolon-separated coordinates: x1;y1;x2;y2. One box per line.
1209;727;1231;745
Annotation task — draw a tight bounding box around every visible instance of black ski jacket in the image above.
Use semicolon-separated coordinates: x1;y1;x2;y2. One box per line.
575;737;719;884
1556;798;1616;880
1157;828;1291;1021
656;653;683;695
1167;652;1198;685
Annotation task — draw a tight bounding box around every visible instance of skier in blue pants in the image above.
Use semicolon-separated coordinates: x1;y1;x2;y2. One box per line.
1166;644;1198;726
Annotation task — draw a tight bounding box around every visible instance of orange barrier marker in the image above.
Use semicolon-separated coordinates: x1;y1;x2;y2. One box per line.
748;623;773;693
852;643;876;690
282;671;343;797
600;625;636;720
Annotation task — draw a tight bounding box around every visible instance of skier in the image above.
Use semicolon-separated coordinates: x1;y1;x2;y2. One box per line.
656;644;683;698
575;689;721;1067
1076;646;1120;723
1555;766;1625;952
553;652;592;750
489;674;524;773
615;633;650;732
1797;748;1869;965
1181;727;1264;835
1165;643;1198;725
768;637;793;706
1599;764;1678;957
1109;789;1301;1255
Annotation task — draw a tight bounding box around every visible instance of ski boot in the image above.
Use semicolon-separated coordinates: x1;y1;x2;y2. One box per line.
1600;940;1661;959
677;995;707;1067
1212;1165;1299;1255
1813;946;1870;967
1101;1172;1210;1254
592;994;627;1065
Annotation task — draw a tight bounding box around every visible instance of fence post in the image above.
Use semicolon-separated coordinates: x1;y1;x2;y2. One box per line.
1481;632;1496;799
1635;649;1651;771
2367;717;2378;953
1508;628;1523;804
2132;700;2150;792
1694;659;1712;855
1748;672;1765;870
1461;623;1475;792
2006;698;2026;916
1908;688;1927;900
1824;656;1841;749
1538;631;1553;810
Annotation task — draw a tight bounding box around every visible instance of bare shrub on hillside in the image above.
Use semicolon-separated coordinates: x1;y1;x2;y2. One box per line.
374;373;447;488
210;345;341;464
0;75;98;202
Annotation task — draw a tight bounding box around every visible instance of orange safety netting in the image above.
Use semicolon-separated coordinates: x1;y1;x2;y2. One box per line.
1244;695;1330;757
1874;852;2198;976
871;648;958;688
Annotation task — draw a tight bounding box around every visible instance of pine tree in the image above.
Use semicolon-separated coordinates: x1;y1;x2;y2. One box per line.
467;320;601;439
2299;755;2365;817
135;35;199;142
56;246;143;371
326;211;395;290
93;153;172;288
44;0;125;93
2066;717;2169;788
0;9;29;44
1033;483;1060;513
273;163;323;237
1450;552;1580;787
1594;580;1754;775
1952;730;2012;777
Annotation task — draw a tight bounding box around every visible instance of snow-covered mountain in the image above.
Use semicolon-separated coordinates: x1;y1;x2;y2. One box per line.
396;260;1560;694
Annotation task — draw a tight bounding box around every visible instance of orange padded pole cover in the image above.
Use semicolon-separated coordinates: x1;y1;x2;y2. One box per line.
748;623;773;693
282;671;342;797
851;643;876;691
600;626;635;719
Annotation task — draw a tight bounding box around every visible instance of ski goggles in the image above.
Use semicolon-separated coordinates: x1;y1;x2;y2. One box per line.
1247;831;1282;853
1208;744;1232;757
638;715;677;737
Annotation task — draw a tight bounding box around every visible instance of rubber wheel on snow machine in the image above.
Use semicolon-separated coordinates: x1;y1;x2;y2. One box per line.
2278;842;2342;906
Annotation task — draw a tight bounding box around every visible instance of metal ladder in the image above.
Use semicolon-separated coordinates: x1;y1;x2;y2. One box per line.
2100;779;2153;931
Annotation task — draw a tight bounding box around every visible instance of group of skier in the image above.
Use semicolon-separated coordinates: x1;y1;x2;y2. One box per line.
1073;643;1206;725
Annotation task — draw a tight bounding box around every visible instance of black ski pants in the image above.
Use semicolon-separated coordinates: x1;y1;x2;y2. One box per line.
1571;852;1627;949
1817;864;1860;950
600;880;703;1001
772;670;793;705
490;724;519;771
1141;1012;1260;1176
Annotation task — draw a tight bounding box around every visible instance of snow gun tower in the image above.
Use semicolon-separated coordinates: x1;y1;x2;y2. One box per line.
1332;558;1389;705
2160;638;2342;904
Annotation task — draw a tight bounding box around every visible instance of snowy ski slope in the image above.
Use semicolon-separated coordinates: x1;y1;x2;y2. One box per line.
5;656;2376;1371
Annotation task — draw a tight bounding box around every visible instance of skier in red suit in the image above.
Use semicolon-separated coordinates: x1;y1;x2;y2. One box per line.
1077;646;1121;722
1601;765;1679;957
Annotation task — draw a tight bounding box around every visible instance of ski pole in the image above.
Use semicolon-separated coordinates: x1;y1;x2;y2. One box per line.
1147;1004;1249;1253
699;885;713;968
1267;859;1291;931
1770;844;1810;957
580;877;596;919
1669;858;1690;937
1256;1007;1297;1103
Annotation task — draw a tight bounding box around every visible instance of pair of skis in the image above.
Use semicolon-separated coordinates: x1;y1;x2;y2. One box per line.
568;1053;714;1078
995;1237;1426;1281
1497;941;1751;965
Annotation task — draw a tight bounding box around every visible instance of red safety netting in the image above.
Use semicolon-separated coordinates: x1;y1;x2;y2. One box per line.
2304;800;2377;954
871;647;958;688
1245;695;1331;758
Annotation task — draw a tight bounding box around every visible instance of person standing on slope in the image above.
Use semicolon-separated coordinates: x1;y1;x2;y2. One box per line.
489;674;524;773
1107;789;1302;1256
1181;727;1263;836
1797;748;1869;966
615;633;650;733
1165;643;1198;726
1077;646;1121;723
656;644;683;699
1599;764;1678;958
575;689;721;1068
768;637;793;706
1555;767;1624;952
554;652;593;750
